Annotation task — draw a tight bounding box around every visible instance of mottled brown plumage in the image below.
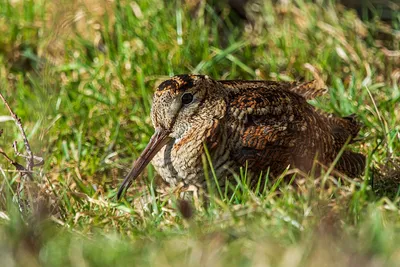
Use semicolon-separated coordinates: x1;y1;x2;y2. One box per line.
117;74;366;198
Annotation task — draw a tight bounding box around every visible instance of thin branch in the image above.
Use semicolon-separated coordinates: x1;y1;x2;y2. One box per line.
0;148;33;180
0;91;46;217
0;91;34;171
13;141;44;166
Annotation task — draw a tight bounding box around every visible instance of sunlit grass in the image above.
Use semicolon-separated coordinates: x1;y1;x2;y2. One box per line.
0;0;399;266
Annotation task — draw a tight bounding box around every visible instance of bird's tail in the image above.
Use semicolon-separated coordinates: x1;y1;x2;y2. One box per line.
329;114;366;177
329;114;362;143
336;150;366;177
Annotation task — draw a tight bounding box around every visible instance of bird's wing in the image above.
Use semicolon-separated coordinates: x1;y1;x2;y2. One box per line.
223;82;364;177
289;80;328;100
219;80;327;100
227;87;320;172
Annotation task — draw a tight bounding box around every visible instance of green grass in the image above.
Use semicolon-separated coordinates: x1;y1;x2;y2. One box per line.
0;0;399;266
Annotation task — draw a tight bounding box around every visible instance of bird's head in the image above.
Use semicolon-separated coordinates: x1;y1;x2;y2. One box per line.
117;74;225;199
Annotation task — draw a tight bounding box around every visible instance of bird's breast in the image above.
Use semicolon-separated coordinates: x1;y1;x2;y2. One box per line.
151;128;207;186
151;120;233;186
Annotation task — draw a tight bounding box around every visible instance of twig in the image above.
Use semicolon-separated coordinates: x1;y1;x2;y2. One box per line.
0;90;49;218
0;148;33;180
0;91;34;171
13;141;44;167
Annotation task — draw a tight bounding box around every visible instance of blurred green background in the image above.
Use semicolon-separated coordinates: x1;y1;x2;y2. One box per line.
0;0;399;266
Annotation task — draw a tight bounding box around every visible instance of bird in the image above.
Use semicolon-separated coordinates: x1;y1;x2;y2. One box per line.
117;74;366;199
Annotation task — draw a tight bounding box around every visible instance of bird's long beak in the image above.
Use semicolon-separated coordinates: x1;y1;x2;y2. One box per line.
117;128;172;199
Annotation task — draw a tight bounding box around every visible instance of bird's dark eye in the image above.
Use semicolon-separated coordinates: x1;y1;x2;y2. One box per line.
181;93;194;105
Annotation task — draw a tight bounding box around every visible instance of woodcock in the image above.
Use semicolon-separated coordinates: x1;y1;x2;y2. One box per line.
117;74;366;198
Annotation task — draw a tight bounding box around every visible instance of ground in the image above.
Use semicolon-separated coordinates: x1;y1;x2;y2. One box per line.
0;0;399;266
